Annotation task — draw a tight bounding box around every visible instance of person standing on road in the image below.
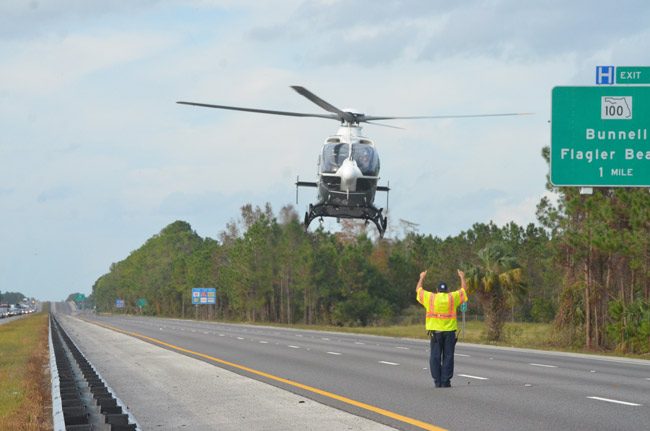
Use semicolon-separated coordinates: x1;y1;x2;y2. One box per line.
416;269;468;388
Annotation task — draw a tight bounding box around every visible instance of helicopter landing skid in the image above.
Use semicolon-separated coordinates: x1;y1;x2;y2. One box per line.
304;203;388;238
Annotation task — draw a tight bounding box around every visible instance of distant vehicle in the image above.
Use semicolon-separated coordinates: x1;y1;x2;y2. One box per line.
6;304;29;316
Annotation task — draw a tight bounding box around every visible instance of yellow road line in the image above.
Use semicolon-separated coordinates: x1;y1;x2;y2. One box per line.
90;319;447;431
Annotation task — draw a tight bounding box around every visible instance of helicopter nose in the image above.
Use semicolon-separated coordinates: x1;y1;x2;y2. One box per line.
337;159;363;192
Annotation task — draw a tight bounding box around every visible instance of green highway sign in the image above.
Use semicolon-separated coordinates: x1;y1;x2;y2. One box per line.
617;67;650;85
551;86;650;187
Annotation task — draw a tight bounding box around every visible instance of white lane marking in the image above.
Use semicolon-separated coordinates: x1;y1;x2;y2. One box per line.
237;337;244;340
296;334;303;337
203;331;209;335
587;396;641;407
379;361;400;366
259;341;268;344
458;374;488;380
326;351;342;355
288;345;300;349
455;353;470;357
590;370;596;373
321;337;330;341
355;342;365;345
218;334;225;336
529;363;557;368
396;346;409;350
646;378;650;381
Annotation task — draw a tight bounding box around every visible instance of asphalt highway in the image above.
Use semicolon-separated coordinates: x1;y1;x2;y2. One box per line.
75;314;649;431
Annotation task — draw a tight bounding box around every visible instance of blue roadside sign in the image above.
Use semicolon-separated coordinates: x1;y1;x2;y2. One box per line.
596;66;615;85
115;299;125;308
191;288;216;305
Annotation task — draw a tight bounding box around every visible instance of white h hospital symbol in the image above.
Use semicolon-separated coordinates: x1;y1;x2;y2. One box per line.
596;66;615;85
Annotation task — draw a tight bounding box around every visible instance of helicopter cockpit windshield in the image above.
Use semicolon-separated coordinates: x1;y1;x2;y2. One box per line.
321;143;379;176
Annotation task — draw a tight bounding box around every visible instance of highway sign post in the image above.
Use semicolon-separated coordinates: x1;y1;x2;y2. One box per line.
460;302;467;338
551;86;650;187
115;299;125;309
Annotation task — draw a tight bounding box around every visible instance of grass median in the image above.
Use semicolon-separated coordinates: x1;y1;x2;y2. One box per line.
0;312;52;430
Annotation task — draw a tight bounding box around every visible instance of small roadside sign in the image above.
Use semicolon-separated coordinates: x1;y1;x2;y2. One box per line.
596;66;615;85
617;66;650;85
191;288;216;305
115;299;125;308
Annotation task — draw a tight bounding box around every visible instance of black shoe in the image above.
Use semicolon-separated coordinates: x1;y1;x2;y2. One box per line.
442;382;451;387
434;381;441;388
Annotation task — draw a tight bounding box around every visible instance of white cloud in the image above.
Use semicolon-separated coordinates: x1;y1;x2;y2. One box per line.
0;32;173;95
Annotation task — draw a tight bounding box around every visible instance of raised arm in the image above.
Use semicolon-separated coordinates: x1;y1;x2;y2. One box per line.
415;270;428;305
457;269;467;291
416;270;427;291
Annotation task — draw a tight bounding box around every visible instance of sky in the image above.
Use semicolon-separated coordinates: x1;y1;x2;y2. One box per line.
1;0;649;301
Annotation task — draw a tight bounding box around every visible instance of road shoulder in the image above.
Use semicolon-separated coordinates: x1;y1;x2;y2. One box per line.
57;314;397;431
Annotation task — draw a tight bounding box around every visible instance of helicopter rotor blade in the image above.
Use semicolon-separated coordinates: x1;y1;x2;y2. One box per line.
176;101;339;120
290;86;357;124
364;121;404;130
364;112;533;121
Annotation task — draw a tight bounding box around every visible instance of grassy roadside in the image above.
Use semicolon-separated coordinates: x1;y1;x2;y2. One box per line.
241;320;649;359
0;311;52;430
262;321;555;348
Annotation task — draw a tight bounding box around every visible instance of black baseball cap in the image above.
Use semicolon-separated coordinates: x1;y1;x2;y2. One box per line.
438;282;448;292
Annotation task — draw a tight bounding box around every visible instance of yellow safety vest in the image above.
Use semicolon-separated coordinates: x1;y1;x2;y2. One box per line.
416;286;467;331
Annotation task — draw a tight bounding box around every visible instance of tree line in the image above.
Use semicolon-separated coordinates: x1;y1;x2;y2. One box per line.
0;291;27;305
88;147;650;354
537;148;650;354
91;207;550;338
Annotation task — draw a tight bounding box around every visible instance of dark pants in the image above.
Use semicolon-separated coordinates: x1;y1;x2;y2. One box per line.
429;331;456;387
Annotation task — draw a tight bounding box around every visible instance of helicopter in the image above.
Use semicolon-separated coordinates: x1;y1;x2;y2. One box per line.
178;86;528;238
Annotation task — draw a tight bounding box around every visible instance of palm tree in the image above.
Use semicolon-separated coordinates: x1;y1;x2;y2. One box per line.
466;242;525;342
